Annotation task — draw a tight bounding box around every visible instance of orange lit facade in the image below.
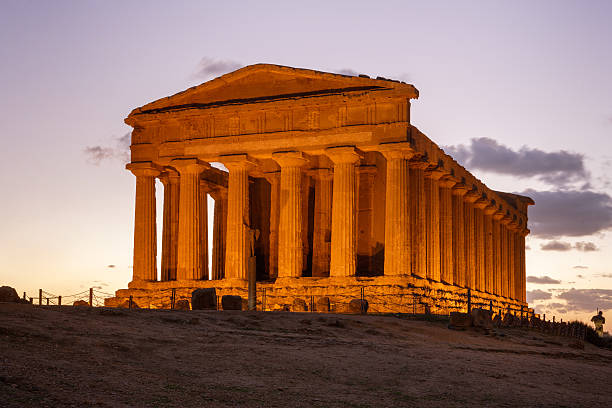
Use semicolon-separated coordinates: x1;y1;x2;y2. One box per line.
107;64;533;313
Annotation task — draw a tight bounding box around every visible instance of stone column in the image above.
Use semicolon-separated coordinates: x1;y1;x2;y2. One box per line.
326;146;362;277
311;168;333;277
160;169;180;281
357;165;377;274
172;158;210;280
127;162;161;282
380;143;415;276
492;209;505;297
500;215;512;298
508;220;518;300
452;183;468;287
211;189;227;280
483;203;496;294
221;154;256;282
464;189;480;290
199;180;210;280
263;172;280;279
425;168;444;282
409;161;428;279
519;228;529;303
272;151;308;279
439;177;455;284
473;197;488;292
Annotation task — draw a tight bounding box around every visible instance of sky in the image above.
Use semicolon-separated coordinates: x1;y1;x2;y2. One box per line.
1;0;611;323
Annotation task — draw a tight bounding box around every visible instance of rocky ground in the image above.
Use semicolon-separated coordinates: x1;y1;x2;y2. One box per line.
1;303;611;407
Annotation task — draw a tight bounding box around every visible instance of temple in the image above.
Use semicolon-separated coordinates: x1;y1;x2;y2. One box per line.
107;64;534;313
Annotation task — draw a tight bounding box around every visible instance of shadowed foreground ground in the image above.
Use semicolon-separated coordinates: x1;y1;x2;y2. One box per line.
1;303;611;407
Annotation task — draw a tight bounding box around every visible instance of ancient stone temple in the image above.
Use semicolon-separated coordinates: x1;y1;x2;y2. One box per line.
107;64;534;313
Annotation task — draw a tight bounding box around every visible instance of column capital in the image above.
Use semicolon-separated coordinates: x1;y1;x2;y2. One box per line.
159;168;180;185
439;175;458;189
170;158;210;174
520;227;530;237
483;203;497;216
272;151;309;168
262;171;280;184
500;214;513;225
407;159;430;170
325;146;363;164
464;188;481;203
378;141;416;160
473;196;490;210
126;161;162;177
425;167;446;180
492;209;505;221
452;182;469;196
219;153;257;171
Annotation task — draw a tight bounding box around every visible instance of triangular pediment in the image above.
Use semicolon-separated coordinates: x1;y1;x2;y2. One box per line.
128;64;418;118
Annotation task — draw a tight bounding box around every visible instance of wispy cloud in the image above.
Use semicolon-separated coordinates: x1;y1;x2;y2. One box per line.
527;276;561;284
527;289;552;302
573;266;589;270
192;57;243;81
540;240;572;251
84;132;131;165
574;241;599;252
444;138;588;187
557;288;612;312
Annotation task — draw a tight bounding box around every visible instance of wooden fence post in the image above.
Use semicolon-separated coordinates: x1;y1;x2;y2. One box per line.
89;288;93;306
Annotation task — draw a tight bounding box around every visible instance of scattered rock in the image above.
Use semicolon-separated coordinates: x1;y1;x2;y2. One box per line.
73;300;90;307
292;298;308;312
0;286;20;303
191;288;217;310
449;312;472;330
348;299;368;314
222;295;243;311
316;297;330;312
175;299;190;310
471;308;493;329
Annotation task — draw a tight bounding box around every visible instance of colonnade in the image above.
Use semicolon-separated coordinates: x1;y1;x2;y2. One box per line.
127;143;528;302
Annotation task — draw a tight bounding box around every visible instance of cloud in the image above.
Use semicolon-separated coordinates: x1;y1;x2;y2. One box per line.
84;132;131;165
444;138;587;187
596;273;612;278
577;274;585;279
527;289;552;302
527;276;561;284
573;266;589;270
523;189;612;238
336;68;358;76
540;240;572;251
192;57;243;80
557;288;612;312
107;265;116;268
574;241;599;252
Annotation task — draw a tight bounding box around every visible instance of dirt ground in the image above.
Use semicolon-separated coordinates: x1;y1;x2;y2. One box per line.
1;303;611;408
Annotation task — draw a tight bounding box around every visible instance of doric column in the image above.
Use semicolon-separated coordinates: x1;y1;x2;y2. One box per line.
263;172;280;279
326;146;362;277
508;219;519;300
439;177;455;284
199;180;210;280
464;189;480;290
409;160;428;279
492;209;505;297
160;169;180;281
272;151;308;279
500;214;512;298
425;168;444;282
210;188;227;280
311;168;333;277
452;183;468;287
483;203;497;294
380;143;415;276
127;162;161;282
473;196;488;292
221;154;256;282
357;165;377;274
519;228;529;303
172;158;210;280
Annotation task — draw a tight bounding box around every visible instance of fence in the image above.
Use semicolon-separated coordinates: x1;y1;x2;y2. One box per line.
23;288;115;308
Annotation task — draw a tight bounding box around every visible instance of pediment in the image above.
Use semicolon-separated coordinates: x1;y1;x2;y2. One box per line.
128;64;418;120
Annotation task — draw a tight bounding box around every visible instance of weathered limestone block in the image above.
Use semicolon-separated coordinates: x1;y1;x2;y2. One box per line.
73;300;90;307
348;299;369;314
292;298;308;312
222;295;243;310
119;299;140;309
175;299;190;310
191;288;217;310
449;312;472;330
316;296;331;312
0;286;20;303
471;308;493;329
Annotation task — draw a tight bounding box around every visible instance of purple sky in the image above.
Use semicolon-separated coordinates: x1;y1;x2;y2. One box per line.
1;1;611;321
